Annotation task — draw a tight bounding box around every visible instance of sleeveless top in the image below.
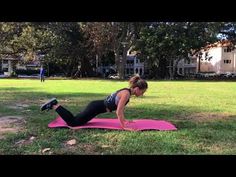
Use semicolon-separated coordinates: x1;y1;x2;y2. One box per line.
104;88;131;112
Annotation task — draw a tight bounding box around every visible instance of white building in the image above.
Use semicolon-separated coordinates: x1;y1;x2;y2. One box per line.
0;54;43;76
1;56;21;76
177;55;197;76
125;53;145;76
198;40;236;74
97;52;145;77
177;40;236;76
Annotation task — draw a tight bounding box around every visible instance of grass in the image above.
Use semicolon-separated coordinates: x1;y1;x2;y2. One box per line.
0;78;236;154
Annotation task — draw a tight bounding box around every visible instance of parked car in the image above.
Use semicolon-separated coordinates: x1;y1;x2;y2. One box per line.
52;73;66;77
223;72;232;78
18;74;39;78
231;73;236;78
108;74;119;79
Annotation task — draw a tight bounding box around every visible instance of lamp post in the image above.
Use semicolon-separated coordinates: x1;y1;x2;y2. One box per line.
96;54;98;72
120;41;129;79
121;41;129;62
78;63;81;78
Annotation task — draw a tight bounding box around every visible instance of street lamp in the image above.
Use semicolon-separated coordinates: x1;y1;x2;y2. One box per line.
121;41;129;46
120;41;129;78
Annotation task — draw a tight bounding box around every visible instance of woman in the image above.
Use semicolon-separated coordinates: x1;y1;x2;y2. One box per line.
41;75;148;130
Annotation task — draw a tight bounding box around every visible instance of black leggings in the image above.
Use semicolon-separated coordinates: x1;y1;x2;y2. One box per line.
55;100;107;126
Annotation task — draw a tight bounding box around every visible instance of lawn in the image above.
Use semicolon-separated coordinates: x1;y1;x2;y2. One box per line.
0;79;236;154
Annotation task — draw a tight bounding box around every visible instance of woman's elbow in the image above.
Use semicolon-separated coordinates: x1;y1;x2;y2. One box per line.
116;110;120;116
116;110;123;116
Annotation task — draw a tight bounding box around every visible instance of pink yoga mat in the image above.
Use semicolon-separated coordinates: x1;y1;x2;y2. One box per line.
48;116;177;131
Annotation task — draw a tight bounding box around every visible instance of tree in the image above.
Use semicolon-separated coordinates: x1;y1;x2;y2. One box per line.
136;22;224;79
40;22;95;77
83;22;143;79
111;22;143;79
82;22;115;75
0;22;52;76
218;22;236;42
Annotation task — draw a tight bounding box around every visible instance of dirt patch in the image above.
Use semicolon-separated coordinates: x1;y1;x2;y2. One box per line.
0;116;25;139
21;99;38;105
175;112;232;122
7;98;41;110
82;144;97;153
62;141;98;154
8;103;29;110
15;136;36;147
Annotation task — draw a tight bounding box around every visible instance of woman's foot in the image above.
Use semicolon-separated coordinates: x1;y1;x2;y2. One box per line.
40;98;58;111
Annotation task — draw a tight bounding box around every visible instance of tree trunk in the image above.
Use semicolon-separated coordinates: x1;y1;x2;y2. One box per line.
173;58;182;79
80;57;93;77
168;57;181;80
119;46;128;79
168;60;174;80
157;58;168;79
114;48;120;77
198;57;201;73
9;60;18;77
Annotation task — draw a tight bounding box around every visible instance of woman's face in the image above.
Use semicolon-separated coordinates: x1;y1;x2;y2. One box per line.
134;87;146;97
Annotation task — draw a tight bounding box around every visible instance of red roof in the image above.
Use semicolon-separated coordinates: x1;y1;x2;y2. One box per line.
202;40;233;51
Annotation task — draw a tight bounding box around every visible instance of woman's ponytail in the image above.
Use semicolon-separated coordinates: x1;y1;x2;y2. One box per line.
129;75;148;89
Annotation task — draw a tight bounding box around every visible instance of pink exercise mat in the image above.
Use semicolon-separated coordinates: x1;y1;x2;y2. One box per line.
48;116;177;131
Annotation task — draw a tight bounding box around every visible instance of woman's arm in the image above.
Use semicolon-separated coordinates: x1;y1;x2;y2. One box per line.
116;90;133;129
116;90;130;129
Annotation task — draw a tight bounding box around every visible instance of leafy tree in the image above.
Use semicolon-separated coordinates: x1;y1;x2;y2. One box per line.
41;22;95;77
0;22;52;76
136;22;224;79
83;22;143;79
218;22;236;43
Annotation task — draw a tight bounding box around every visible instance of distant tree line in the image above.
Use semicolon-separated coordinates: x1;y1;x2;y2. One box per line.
0;22;235;79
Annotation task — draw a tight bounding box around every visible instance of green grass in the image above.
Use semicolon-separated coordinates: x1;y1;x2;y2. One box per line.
0;79;236;154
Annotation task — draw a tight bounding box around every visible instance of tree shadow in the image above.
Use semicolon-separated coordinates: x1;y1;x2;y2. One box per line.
1;88;236;154
0;87;36;91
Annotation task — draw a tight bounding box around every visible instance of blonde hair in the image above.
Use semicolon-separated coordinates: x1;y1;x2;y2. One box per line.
129;75;148;90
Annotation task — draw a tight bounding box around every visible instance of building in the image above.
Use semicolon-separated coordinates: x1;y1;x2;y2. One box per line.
97;52;145;78
177;40;236;76
0;53;44;76
125;53;145;76
177;55;197;76
0;56;21;76
197;40;236;74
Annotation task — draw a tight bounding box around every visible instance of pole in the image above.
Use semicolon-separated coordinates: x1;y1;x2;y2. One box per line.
48;62;50;77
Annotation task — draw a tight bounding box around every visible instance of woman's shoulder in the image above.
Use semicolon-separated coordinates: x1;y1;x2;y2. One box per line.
117;87;130;91
117;88;131;97
116;88;130;93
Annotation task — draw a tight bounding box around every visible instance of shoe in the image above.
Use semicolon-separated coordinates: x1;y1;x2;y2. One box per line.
40;98;58;111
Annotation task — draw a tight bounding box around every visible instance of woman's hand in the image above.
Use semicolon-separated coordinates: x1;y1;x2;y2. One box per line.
126;120;134;124
120;120;136;131
124;120;134;126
